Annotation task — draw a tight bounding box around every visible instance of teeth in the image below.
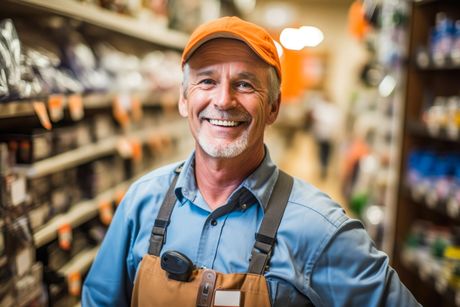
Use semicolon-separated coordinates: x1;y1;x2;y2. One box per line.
208;119;240;127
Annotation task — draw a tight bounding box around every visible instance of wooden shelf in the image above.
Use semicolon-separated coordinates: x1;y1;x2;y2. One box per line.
33;147;188;248
5;0;188;50
416;63;460;71
0;91;176;119
14;136;118;178
58;245;100;277
400;247;459;305
407;120;460;143
394;1;460;304
405;186;460;222
13;119;186;179
33;181;129;247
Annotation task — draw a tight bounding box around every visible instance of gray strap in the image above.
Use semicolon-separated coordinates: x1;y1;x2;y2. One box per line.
248;170;293;275
148;165;182;256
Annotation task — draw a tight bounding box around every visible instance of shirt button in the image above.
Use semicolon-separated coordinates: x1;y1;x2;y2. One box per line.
241;203;247;210
211;219;217;226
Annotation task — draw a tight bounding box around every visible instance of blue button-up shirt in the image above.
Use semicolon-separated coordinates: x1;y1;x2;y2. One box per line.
82;150;420;306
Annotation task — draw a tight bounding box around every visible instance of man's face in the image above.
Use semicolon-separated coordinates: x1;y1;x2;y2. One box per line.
179;39;280;159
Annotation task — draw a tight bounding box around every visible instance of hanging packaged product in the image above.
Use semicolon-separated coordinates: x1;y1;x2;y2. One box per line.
68;94;84;121
0;19;21;102
447;164;460;219
446;96;460;139
0;218;14;307
98;200;113;226
58;223;72;251
48;94;65;123
67;271;81;297
444;234;460;291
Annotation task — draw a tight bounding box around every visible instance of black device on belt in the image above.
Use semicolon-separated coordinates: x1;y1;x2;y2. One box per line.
161;250;194;281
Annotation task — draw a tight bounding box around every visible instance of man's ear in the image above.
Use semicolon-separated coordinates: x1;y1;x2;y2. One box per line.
266;94;281;125
178;87;188;117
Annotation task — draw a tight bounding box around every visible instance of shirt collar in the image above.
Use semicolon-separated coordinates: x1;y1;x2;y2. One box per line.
174;146;279;211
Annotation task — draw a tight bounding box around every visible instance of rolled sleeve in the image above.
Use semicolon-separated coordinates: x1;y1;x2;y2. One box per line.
310;220;420;307
82;187;134;307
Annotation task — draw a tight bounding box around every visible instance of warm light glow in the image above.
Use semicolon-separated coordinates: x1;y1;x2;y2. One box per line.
279;26;324;50
234;0;256;15
273;40;283;58
279;28;305;51
299;26;324;47
378;75;396;97
263;4;295;28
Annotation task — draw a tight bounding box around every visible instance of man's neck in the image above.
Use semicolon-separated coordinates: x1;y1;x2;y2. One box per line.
194;146;265;211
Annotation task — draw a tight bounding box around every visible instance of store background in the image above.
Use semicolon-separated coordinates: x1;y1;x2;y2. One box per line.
0;0;459;306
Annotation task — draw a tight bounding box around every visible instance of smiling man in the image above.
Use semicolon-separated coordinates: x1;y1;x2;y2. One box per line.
82;17;420;307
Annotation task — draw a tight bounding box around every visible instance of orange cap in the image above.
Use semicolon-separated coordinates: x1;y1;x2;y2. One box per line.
181;16;281;81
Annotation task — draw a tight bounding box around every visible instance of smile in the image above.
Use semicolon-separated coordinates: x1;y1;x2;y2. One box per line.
207;119;242;127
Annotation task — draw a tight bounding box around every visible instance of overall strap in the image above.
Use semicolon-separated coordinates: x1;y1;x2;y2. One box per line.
248;170;294;275
148;164;182;256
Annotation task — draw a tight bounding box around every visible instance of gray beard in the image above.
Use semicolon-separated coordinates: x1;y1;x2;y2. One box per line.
197;129;249;158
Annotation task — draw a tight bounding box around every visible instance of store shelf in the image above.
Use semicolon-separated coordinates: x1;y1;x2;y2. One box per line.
414;0;459;6
407;120;460;142
394;1;460;304
0;91;175;119
416;63;460;71
33;146;188;248
405;186;460;221
33;181;130;247
58;245;100;277
400;247;459;305
0;100;36;119
14;136;117;178
13;119;186;178
6;0;189;50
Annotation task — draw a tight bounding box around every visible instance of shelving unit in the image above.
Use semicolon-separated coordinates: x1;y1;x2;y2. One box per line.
33;148;187;248
3;0;188;49
0;1;191;305
13;119;186;179
393;1;460;306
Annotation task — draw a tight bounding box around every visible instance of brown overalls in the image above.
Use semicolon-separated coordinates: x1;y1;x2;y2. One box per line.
131;168;293;307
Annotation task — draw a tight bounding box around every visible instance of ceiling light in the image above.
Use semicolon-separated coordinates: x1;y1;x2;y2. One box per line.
279;28;305;51
299;26;324;47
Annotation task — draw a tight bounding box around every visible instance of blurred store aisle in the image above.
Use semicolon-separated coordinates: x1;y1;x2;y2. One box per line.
269;129;348;214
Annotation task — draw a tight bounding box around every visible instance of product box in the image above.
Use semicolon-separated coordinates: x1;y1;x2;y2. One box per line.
92;114;117;141
53;126;78;155
0;130;53;164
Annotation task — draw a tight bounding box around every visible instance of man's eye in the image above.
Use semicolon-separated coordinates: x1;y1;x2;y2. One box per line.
199;79;215;85
236;82;254;92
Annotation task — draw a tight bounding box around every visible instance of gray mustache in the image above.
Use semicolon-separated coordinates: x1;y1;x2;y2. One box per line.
198;108;251;122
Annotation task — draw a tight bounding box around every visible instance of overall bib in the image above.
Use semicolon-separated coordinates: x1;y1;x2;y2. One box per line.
131;168;300;307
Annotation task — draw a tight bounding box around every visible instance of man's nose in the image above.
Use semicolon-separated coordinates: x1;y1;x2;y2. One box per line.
213;82;236;110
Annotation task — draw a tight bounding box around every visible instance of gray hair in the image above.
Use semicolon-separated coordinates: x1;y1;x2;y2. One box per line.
182;63;280;105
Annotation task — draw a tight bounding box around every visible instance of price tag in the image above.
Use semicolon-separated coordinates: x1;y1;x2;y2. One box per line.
67;271;82;296
68;94;84;121
48;94;65;122
117;138;133;158
32;101;52;130
131;139;143;162
99;200;113;225
113;95;131;128
131;95;143;122
58;223;72;251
